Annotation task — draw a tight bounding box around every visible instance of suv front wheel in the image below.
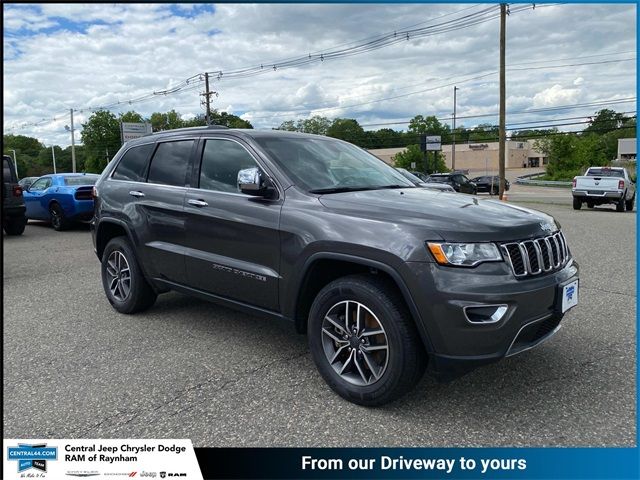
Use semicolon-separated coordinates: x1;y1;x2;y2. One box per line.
101;237;157;314
308;274;426;406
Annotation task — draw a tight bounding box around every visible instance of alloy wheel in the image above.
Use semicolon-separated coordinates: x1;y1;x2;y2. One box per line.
321;300;389;386
106;250;132;302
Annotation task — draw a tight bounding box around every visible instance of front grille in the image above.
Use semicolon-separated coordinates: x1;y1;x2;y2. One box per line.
501;232;569;277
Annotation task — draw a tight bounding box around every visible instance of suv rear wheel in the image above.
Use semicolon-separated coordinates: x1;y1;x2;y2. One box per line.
308;274;426;406
101;237;157;314
616;194;626;212
4;215;26;235
572;198;582;210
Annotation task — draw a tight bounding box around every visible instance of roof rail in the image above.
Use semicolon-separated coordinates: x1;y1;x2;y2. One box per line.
151;125;229;135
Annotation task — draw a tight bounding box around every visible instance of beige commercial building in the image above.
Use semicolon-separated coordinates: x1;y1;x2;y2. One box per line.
617;138;637;161
370;140;547;173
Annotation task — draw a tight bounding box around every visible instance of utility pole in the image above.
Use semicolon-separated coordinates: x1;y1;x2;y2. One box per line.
202;73;213;126
51;145;57;174
70;108;76;173
9;149;18;177
452;86;458;171
498;3;507;200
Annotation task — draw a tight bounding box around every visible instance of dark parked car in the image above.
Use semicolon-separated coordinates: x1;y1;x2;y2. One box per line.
396;168;455;192
2;155;27;235
24;173;100;231
92;127;579;406
18;176;39;190
428;172;478;194
409;171;430;182
470;175;510;195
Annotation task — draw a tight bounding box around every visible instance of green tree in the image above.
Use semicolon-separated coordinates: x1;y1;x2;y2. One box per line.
393;145;448;174
119;111;145;123
3;134;44;176
275;120;298;131
211;111;253;129
81;110;121;173
468;123;499;142
327;118;365;145
584;109;626;134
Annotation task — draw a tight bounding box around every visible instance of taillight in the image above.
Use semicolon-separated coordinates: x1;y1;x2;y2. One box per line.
12;185;22;197
618;180;625;190
572;178;576;188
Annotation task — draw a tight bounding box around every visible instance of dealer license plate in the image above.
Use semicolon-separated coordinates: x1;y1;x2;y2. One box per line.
561;280;579;313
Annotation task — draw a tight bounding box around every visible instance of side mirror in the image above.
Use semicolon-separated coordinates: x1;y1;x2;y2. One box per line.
237;167;276;198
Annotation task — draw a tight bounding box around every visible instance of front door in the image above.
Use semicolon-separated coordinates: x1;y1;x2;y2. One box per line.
183;137;281;311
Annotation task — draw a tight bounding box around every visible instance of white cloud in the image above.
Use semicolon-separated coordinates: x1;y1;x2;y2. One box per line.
2;3;636;147
532;84;582;108
573;77;584;86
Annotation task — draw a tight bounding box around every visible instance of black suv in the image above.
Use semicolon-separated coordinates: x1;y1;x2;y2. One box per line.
2;155;27;236
92;127;579;406
428;172;477;194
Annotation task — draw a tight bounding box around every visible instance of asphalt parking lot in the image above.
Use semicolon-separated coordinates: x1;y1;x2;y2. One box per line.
3;198;636;447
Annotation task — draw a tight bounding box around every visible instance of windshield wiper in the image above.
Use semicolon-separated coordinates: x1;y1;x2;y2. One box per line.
309;186;375;194
374;184;414;190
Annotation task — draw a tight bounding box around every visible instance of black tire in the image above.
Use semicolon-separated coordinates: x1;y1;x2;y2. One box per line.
625;195;635;212
4;215;26;236
308;274;426;406
572;198;582;210
49;202;70;231
101;236;157;314
616;194;626;212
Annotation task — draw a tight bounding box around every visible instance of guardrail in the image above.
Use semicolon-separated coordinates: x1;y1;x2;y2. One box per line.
515;172;572;187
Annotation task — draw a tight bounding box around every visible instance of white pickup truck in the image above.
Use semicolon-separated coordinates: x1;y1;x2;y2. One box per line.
572;166;636;212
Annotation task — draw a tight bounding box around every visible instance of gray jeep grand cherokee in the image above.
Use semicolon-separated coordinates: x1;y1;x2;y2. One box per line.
91;126;579;406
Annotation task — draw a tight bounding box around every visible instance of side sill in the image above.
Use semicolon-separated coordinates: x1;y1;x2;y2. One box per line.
154;278;292;324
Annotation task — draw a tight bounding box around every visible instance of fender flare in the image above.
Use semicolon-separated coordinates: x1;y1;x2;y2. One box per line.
295;251;434;353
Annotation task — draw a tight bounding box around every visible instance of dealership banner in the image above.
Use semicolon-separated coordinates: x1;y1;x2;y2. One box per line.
3;439;202;479
193;447;639;479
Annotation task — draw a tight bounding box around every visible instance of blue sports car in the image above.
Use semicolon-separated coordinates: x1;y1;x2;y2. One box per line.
24;173;100;231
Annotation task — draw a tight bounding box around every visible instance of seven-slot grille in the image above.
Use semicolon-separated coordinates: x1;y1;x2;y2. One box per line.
501;232;569;277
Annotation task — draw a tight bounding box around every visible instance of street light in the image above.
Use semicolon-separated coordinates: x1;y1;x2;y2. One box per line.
9;149;18;177
64;109;76;173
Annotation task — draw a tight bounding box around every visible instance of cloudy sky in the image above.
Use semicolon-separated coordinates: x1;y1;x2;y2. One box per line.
3;3;637;147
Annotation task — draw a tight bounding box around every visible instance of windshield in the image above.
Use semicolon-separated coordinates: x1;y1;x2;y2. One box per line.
429;176;449;183
253;136;414;192
395;168;422;185
64;176;99;186
587;168;624;178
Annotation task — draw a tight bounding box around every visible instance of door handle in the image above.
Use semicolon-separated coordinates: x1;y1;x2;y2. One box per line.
129;191;145;198
188;199;208;207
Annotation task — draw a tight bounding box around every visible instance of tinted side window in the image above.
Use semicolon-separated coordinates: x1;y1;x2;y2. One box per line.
112;144;154;182
3;158;13;182
199;139;258;193
147;140;194;187
30;178;52;191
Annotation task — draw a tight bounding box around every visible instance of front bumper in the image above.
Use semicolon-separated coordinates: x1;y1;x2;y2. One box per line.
402;258;579;379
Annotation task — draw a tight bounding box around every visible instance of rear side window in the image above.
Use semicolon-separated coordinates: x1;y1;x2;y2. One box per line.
64;176;99;186
112;144;154;182
199;139;258;193
3;157;15;182
147;140;194;187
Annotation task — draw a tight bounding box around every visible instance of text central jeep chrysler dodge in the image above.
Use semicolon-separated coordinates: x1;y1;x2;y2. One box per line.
91;127;579;406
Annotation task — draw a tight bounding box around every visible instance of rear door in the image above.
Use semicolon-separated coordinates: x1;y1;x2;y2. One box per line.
104;139;195;284
183;136;282;311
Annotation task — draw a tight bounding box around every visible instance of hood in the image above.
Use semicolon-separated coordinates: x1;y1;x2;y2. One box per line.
318;188;559;242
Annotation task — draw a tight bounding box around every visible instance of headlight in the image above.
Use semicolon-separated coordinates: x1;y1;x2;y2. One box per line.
426;242;502;267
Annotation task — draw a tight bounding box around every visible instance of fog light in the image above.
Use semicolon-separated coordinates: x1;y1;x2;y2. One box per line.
463;304;508;324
